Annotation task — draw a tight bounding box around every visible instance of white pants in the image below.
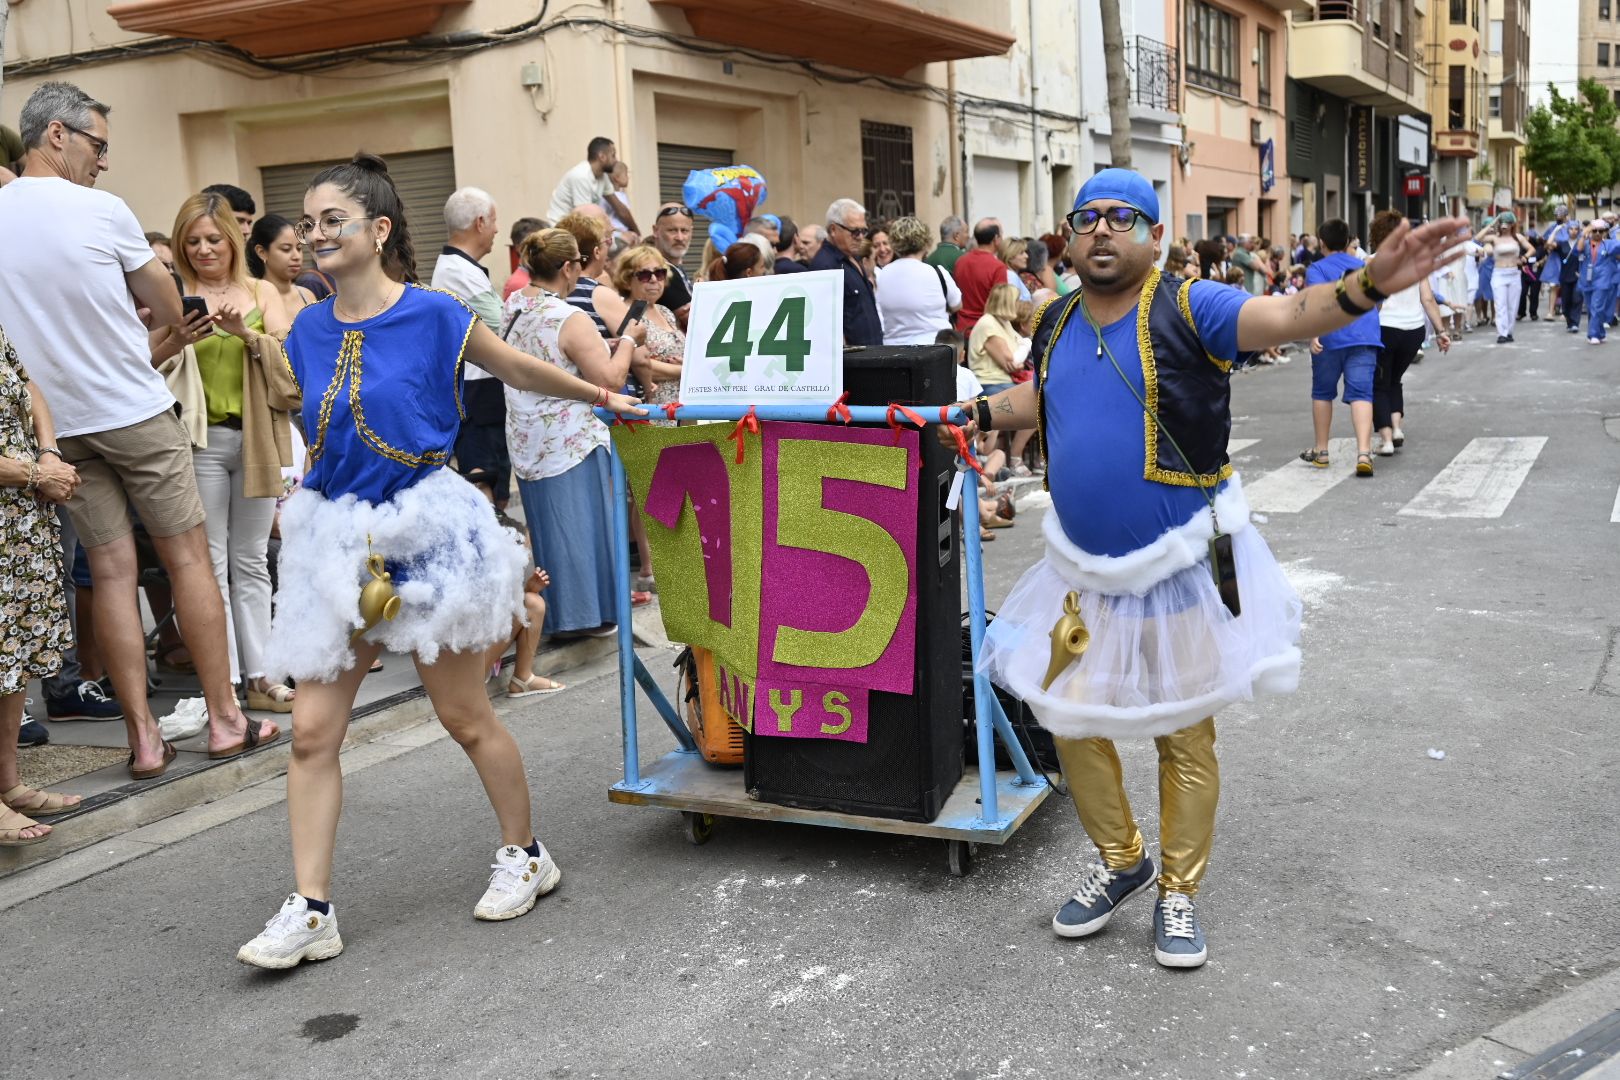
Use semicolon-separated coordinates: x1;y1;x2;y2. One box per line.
1493;267;1522;339
193;425;278;684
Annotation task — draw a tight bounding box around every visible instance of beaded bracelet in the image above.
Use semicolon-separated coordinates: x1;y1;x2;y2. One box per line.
24;460;39;493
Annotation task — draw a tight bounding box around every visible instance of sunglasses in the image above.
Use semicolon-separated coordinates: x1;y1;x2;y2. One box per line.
831;222;871;239
1067;206;1153;235
657;205;693;220
633;267;669;283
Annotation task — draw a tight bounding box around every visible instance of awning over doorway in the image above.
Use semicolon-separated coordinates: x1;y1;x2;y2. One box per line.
106;0;471;59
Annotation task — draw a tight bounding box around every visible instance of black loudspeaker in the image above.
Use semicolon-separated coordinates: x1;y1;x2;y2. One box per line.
744;346;965;822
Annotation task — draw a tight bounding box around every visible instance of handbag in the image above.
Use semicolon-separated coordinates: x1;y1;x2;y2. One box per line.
157;343;208;449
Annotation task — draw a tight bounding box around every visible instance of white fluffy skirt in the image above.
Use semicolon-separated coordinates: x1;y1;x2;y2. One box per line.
978;522;1302;741
265;467;527;683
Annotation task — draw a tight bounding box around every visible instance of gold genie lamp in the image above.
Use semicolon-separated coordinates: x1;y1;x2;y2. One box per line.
1041;591;1090;691
351;551;401;645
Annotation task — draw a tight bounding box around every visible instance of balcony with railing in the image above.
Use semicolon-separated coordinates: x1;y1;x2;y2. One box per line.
1289;0;1429;114
106;0;472;58
1129;36;1179;114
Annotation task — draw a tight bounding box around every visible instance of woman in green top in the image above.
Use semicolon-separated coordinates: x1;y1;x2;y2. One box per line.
171;192;298;713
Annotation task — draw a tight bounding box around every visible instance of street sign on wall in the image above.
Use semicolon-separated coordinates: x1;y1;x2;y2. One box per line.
1351;106;1373;193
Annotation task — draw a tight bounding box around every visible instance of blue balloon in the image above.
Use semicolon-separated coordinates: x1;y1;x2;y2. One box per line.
682;166;768;251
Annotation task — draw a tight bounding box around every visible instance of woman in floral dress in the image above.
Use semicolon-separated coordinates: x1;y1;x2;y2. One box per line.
0;326;82;845
504;229;642;637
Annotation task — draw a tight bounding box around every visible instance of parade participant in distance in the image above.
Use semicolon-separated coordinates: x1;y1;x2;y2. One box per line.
1475;212;1533;343
1302;220;1382;478
237;153;643;970
950;169;1468;969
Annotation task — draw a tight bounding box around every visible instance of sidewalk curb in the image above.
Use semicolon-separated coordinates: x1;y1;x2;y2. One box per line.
0;627;642;883
1404;960;1620;1078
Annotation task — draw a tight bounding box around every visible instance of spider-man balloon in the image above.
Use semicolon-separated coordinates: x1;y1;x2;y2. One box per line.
682;166;768;251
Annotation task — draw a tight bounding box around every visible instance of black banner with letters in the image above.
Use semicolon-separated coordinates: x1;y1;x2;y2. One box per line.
1351;106;1373;193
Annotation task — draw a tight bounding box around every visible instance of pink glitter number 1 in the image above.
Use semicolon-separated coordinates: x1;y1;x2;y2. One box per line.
642;440;734;627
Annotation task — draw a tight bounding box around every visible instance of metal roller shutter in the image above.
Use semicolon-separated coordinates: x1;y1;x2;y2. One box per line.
657;143;733;277
260;148;457;283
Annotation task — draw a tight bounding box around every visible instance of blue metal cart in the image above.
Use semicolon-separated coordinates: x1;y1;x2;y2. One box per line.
599;403;1052;876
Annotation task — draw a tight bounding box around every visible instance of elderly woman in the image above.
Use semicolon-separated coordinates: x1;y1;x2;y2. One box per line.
598;243;687;425
877;215;961;345
505;229;643;637
158;191;298;713
0;325;81;845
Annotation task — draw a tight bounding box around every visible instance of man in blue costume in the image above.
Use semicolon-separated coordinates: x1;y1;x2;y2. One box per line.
955;170;1468;969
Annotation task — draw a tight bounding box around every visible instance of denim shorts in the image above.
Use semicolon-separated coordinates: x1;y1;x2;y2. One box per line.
1311;345;1378;403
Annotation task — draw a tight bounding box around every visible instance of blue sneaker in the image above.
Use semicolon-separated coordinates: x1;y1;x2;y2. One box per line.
1052;856;1157;938
18;719;49;747
46;680;124;722
1153;891;1208;968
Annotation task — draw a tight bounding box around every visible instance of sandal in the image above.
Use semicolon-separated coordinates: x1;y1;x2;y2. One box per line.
368;659;384;673
0;804;49;847
507;674;566;699
209;716;280;760
984;513;1015;529
979;527;996;542
245;684;296;713
129;739;178;780
154;646;195;675
2;783;83;818
1299;448;1330;469
1356;452;1375;478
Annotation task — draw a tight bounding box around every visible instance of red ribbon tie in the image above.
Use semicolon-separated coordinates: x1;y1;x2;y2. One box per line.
662;401;683;422
728;404;760;464
825;390;852;424
939;405;984;476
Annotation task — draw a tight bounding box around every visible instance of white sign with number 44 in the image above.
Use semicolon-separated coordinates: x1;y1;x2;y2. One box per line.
677;270;844;406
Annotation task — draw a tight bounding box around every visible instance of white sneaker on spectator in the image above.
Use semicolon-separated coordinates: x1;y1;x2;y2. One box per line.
158;698;209;741
237;894;343;969
475;842;560;921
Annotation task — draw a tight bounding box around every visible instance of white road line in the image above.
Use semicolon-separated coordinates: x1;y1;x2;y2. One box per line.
1228;438;1260;455
1245;438;1358;514
1398;436;1548;519
1611;482;1620;523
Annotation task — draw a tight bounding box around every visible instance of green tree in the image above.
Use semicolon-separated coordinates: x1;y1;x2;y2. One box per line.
1524;78;1620;207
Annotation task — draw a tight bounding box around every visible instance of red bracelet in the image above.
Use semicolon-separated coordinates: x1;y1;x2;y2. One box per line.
594;386;608;407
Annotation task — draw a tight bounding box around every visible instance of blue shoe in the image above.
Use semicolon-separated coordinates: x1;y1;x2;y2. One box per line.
1153;891;1208;968
1052;856;1156;938
46;680;124;722
18;719;49;748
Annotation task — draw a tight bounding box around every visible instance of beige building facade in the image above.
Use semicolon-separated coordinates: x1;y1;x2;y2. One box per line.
5;0;1126;278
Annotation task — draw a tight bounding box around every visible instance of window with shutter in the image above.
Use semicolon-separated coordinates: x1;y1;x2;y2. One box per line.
658;143;735;277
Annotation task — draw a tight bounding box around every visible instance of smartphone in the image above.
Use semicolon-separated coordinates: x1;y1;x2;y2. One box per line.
1208;533;1241;618
181;295;210;322
616;299;648;337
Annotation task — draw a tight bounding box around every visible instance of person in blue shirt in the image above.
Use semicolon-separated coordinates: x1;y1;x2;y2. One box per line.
809;197;883;346
236;153;644;972
1302;219;1382;477
951;169;1470;970
1575;219;1620;345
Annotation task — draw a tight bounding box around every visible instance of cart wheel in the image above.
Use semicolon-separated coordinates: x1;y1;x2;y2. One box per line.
946;839;977;877
683;812;714;846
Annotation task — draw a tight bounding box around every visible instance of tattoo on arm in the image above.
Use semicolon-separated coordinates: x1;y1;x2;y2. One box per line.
994;397;1014;413
1290;293;1310;322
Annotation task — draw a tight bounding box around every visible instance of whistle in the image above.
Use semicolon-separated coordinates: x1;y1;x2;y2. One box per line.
351;553;402;645
1040;591;1089;691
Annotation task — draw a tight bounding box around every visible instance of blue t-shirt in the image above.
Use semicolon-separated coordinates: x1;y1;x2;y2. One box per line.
285;284;478;505
1306;251;1382;351
1039;279;1248;558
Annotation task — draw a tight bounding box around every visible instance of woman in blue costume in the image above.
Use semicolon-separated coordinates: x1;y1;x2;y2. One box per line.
955;170;1469;970
237;154;643;970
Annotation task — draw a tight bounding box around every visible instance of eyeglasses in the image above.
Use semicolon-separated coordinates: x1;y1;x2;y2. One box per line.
293;214;371;243
60;124;108;161
656;205;693;220
830;222;871;239
1067;206;1152;235
633;267;669;283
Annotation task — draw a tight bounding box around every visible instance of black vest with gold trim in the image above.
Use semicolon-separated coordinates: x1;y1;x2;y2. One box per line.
1033;268;1241;490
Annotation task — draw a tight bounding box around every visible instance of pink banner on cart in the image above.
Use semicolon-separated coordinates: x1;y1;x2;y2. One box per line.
753;680;869;743
758;423;918;694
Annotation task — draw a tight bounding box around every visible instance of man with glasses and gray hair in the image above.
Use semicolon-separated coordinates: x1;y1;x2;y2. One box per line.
810;197;882;347
0;81;281;775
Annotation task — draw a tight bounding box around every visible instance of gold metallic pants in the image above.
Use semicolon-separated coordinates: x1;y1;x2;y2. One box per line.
1051;717;1219;897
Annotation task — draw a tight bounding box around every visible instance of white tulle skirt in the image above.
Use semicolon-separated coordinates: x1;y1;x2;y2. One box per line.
265;467;528;684
978;496;1301;741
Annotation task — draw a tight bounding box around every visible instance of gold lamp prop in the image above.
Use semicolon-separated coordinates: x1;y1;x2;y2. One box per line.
1040;591;1090;691
351;552;401;645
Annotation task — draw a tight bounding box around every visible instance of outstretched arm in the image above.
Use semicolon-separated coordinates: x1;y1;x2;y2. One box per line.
940;380;1039;448
1236;216;1471;351
463;321;645;415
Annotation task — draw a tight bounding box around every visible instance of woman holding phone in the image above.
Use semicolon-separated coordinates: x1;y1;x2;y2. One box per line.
1476;212;1533;343
599;244;685;426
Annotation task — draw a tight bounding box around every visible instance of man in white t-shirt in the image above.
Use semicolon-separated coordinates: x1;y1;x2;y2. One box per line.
430;186;512;513
0;82;280;776
547;136;623;223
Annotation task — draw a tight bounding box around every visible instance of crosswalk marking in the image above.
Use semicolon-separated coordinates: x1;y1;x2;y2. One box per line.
1228;438;1260;455
1398;437;1548;519
1610;482;1620;523
1244;438;1358;514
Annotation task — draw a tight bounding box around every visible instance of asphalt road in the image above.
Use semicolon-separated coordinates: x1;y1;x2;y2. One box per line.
5;314;1618;1080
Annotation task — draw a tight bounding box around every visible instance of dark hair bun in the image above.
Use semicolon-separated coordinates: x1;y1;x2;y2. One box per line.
351;151;392;176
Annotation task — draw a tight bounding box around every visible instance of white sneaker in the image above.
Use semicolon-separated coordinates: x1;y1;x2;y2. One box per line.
1376;437;1395;457
475;842;561;921
237;894;343;969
